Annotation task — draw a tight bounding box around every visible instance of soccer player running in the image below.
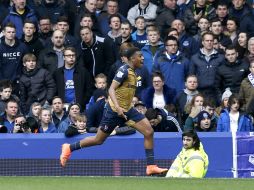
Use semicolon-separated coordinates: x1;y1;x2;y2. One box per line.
60;47;168;176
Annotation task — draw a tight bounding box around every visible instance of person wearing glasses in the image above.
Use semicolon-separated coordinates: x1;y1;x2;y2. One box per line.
153;35;190;94
141;71;176;109
54;47;93;112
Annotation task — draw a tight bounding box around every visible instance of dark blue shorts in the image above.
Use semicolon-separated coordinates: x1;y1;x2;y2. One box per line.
99;103;145;134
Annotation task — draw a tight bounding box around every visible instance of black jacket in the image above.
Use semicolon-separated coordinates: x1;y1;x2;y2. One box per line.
54;65;94;111
19;67;56;114
80;37;114;77
215;59;249;99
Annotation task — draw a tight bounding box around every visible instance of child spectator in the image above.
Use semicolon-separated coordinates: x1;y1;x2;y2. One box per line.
141;26;164;73
217;94;253;132
65;114;87;137
38;107;57;133
184;94;205;131
86;73;107;110
131;16;148;48
216;88;232;116
19;53;56;114
195;111;215;132
27;102;42;122
0;80;19;115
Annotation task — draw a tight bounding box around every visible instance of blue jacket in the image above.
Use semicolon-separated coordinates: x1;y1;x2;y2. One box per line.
141;85;176;108
217;109;253;132
3;6;38;39
58;117;74;133
153;51;190;93
39;123;57;133
141;42;164;73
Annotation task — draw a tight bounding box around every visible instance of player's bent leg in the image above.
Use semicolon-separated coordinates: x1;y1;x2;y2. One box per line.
132;118;154;149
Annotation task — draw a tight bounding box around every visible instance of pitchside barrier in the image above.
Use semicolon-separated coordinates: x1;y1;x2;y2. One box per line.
0;132;253;177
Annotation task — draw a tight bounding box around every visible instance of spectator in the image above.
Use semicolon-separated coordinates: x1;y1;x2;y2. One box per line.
229;0;251;23
3;0;38;39
34;0;70;25
155;0;195;38
131;16;148;48
105;14;122;41
58;103;81;133
86;73;107;110
141;26;164;73
21;19;44;57
239;61;254;110
171;19;199;59
54;47;93;111
225;17;238;45
193;16;210;44
54;16;79;48
75;13;102;40
141;71;176;109
0;99;19;133
217;94;253;132
184;93;204;131
0;23;29;84
216;87;232;116
65;114;87;137
215;46;249;101
209;18;232;51
244;37;254;64
235;32;248;59
12;114;29;133
37;30;65;75
38;107;57;133
190;32;224;103
166;130;209;178
145;107;181;132
27;102;42;122
191;0;216;22
97;0;127;37
134;101;147;115
0;80;20;115
203;97;219;130
195;110;215;132
80;26;114;77
127;0;157;26
214;1;229;30
175;75;199;126
51;96;68;129
19;53;56;114
153;35;190;93
38;16;53;46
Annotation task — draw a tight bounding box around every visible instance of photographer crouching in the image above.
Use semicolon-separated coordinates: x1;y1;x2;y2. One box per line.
13;114;39;133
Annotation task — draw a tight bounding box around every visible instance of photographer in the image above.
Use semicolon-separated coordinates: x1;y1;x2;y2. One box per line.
13;114;39;133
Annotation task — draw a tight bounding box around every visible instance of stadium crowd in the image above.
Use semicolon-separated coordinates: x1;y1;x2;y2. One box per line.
0;0;254;134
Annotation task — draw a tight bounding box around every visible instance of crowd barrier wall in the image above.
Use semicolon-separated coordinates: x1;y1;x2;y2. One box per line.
0;133;235;177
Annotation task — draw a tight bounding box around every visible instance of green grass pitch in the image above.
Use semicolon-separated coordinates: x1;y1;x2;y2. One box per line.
0;177;253;190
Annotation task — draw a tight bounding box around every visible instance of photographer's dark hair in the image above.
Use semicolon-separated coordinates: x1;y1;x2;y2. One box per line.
182;130;200;150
